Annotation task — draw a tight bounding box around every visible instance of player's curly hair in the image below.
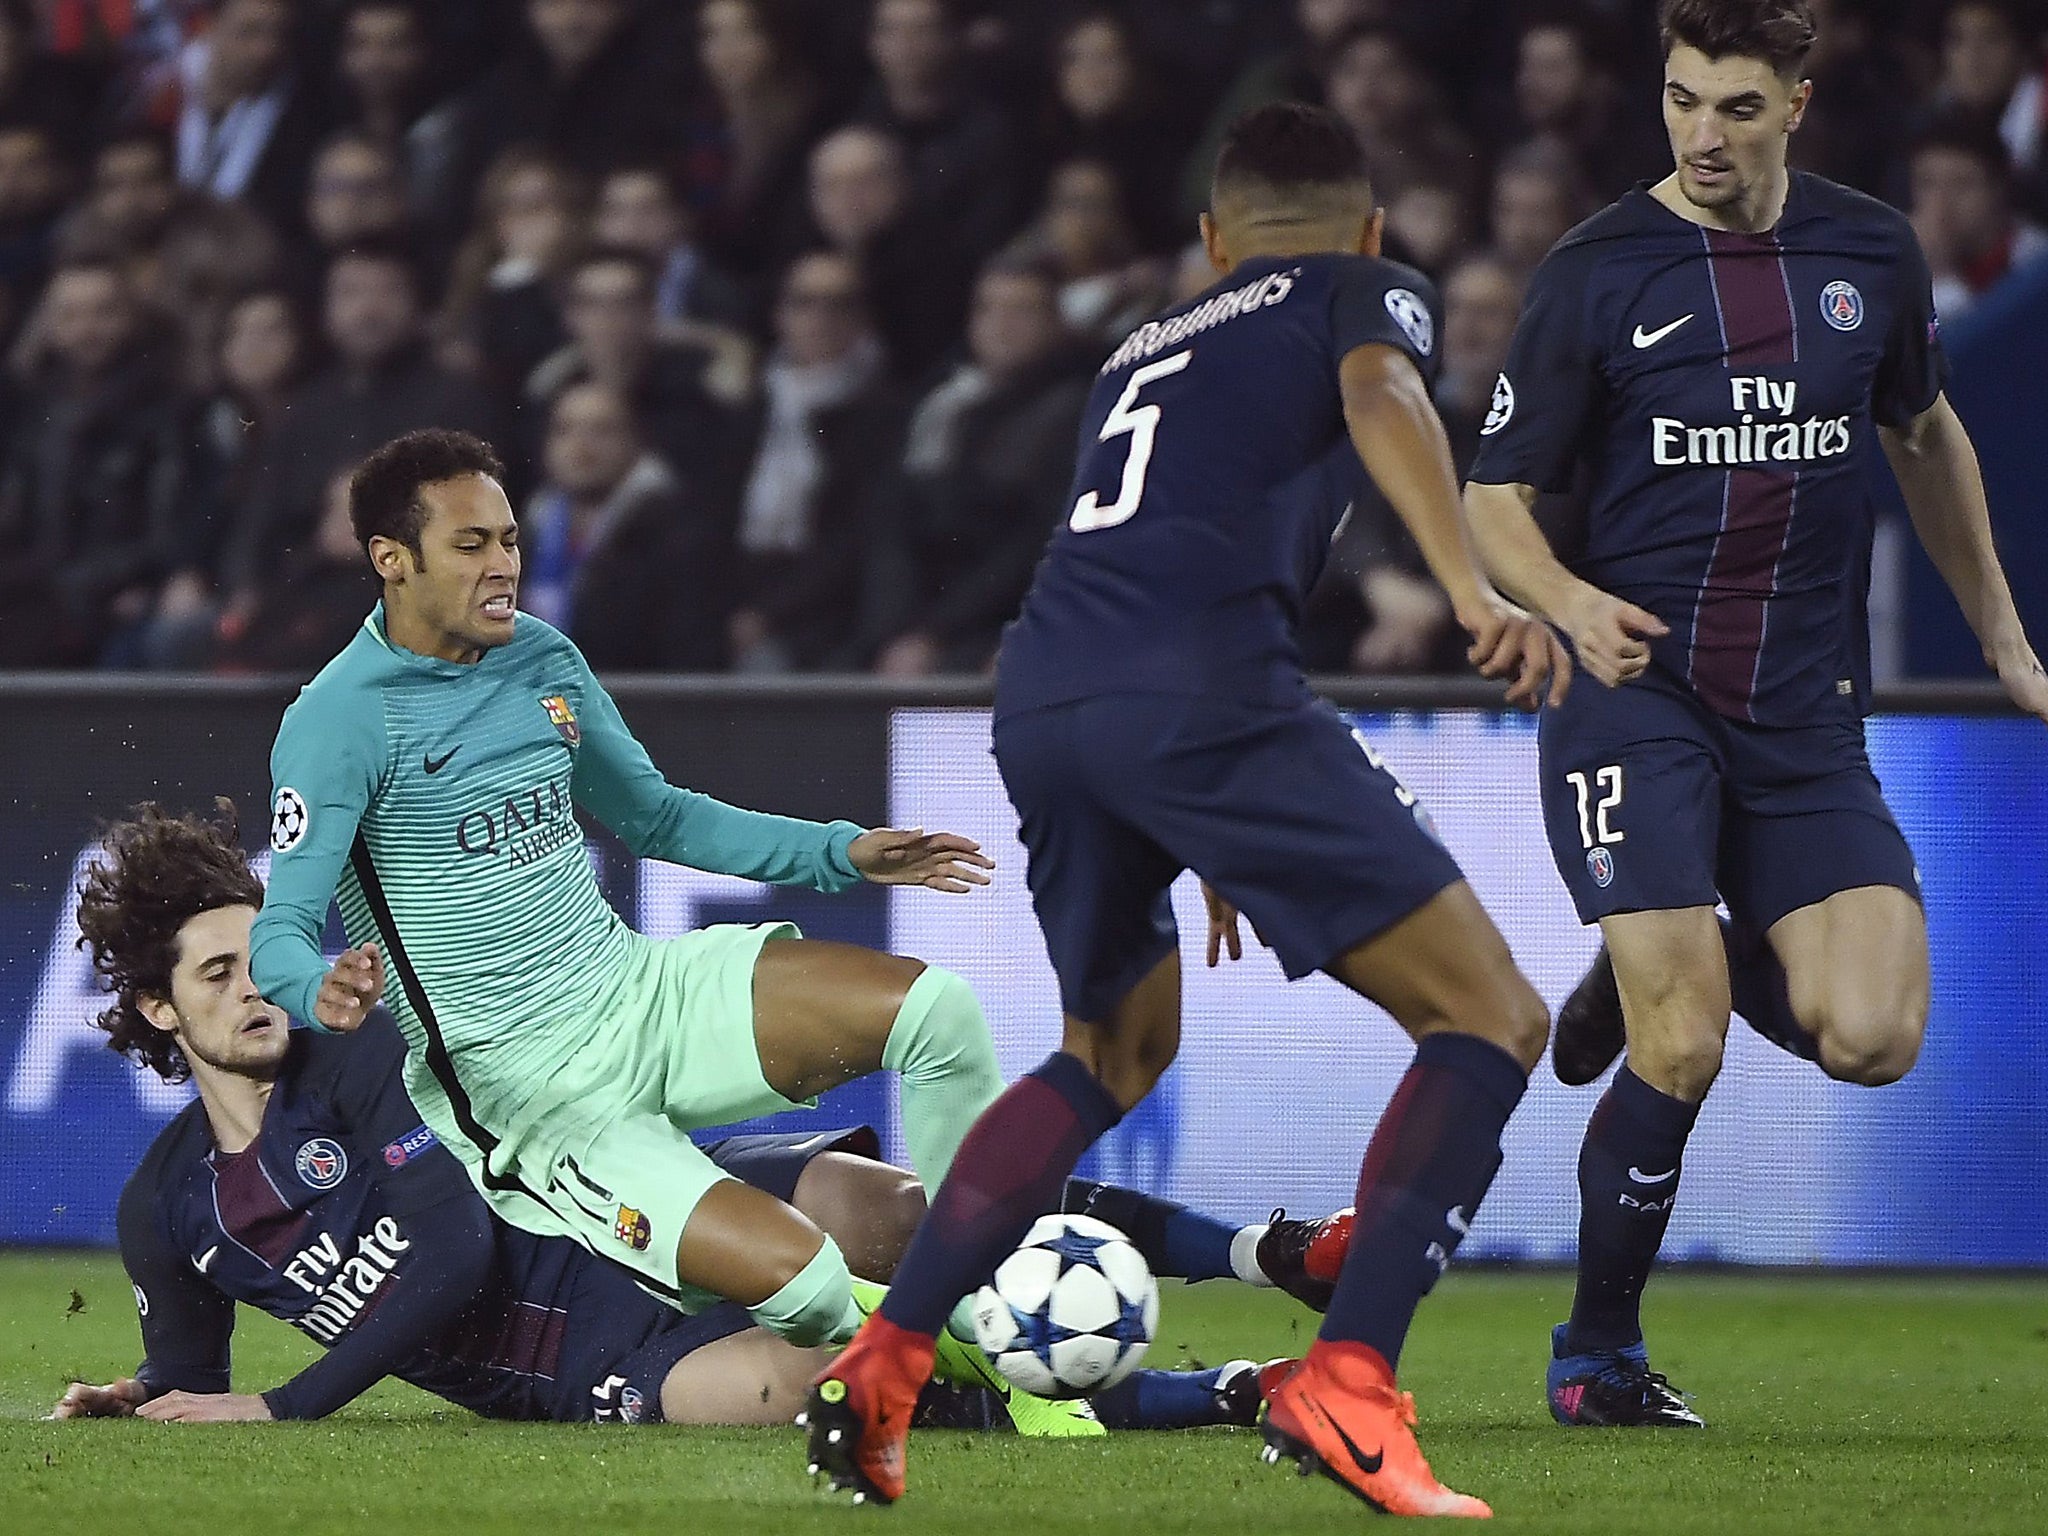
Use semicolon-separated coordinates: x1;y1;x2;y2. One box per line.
75;800;265;1084
1659;0;1817;79
349;427;505;562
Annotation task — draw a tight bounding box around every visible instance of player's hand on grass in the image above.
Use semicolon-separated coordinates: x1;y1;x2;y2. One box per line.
49;1378;146;1418
849;829;995;892
1556;584;1669;689
136;1390;273;1422
1987;632;2048;724
1458;591;1573;710
314;943;384;1032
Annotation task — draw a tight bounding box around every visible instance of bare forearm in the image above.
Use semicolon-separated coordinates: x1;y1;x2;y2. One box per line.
1342;355;1485;609
1462;480;1593;624
1882;400;2023;647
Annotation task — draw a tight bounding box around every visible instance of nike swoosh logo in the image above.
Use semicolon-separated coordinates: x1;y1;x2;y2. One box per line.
1628;1166;1678;1184
1304;1395;1384;1475
423;747;459;774
1631;314;1694;348
194;1246;218;1274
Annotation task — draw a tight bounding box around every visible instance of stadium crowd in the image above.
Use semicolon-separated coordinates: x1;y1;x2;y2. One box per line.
0;0;2041;676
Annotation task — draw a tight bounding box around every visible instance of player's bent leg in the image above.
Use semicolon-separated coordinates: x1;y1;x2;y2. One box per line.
661;1327;835;1425
753;939;1004;1188
1602;907;1731;1102
1767;885;1930;1087
791;1150;927;1283
1058;946;1183;1110
675;1177;858;1346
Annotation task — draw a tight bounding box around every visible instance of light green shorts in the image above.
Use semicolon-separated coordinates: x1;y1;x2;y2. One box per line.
476;920;810;1309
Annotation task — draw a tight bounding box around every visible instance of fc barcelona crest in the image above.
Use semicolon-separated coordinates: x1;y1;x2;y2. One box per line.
540;694;581;746
613;1205;651;1251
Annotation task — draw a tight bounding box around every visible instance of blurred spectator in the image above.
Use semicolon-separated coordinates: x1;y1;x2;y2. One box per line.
0;0;107;156
1435;251;1524;437
592;164;751;330
1790;0;1919;197
1007;158;1168;346
522;379;727;670
215;467;379;673
728;250;903;671
174;0;325;236
53;128;280;390
298;130;411;276
525;246;751;508
801;123;967;379
858;257;1090;676
1931;0;2048;214
0;255;216;667
1320;22;1477;203
221;237;493;619
330;0;464;230
1490;139;1594;280
684;0;829;273
1034;7;1188;251
859;0;1027;267
1483;14;1651;199
1384;180;1476;278
0;124;71;341
444;0;683;215
1909;110;2048;318
201;285;308;512
1180;0;1393;221
438;146;585;415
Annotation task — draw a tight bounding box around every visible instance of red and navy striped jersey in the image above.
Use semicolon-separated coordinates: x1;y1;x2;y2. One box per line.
994;252;1439;716
1467;172;1946;724
117;1015;582;1419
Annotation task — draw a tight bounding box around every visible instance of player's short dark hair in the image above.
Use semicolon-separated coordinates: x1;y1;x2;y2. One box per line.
350;427;505;558
1659;0;1817;78
1912;107;2016;191
1213;102;1373;211
76;801;265;1085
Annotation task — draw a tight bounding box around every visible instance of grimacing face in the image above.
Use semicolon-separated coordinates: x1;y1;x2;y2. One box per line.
377;473;522;660
139;904;291;1082
1661;43;1809;220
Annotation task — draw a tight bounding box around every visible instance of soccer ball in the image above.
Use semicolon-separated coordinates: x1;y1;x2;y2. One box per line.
970;1213;1159;1399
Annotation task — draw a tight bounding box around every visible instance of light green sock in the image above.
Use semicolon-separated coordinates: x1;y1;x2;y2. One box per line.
880;966;1005;1189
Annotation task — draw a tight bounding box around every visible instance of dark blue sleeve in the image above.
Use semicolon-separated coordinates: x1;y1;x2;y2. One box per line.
317;1012;473;1217
1465;248;1600;493
260;1193;495;1420
1330;259;1442;387
1872;223;1948;428
118;1166;234;1398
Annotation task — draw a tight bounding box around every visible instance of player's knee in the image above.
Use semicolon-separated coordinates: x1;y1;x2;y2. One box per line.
1645;1031;1725;1101
747;1233;853;1348
888;966;1002;1078
1490;974;1552;1070
1814;1011;1925;1087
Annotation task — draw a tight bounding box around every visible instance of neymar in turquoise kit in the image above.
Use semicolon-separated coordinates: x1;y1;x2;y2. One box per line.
251;429;1004;1350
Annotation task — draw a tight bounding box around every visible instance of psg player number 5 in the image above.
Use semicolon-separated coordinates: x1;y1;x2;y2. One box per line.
1070;350;1194;533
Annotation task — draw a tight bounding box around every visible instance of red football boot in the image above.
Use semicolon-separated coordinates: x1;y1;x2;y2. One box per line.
801;1314;935;1506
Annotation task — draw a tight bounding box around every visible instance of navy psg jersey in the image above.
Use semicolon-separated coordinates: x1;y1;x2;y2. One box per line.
1467;172;1946;725
994;251;1439;716
118;1014;582;1418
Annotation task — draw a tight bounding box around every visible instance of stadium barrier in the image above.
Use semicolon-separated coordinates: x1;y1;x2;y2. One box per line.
3;675;2042;1266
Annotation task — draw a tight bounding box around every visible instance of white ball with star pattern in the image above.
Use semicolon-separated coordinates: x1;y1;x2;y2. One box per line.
970;1213;1158;1399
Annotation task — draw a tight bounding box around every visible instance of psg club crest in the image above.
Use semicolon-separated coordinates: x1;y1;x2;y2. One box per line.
1820;280;1863;332
1586;846;1616;888
540;694;581;746
613;1205;651;1251
295;1138;348;1190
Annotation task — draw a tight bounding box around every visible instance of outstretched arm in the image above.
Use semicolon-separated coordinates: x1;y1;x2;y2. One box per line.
1463;480;1668;689
1340;343;1568;709
1879;394;2048;723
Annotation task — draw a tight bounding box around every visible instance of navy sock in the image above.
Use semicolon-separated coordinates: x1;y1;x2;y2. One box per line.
879;1051;1123;1336
1319;1033;1528;1369
1564;1063;1701;1353
1062;1180;1238;1281
1720;917;1818;1061
1092;1366;1234;1430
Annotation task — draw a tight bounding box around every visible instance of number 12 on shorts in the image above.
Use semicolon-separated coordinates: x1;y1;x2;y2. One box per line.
1567;765;1625;848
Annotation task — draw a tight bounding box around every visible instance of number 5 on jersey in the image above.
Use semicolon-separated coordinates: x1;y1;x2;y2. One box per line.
1566;766;1625;848
1070;350;1193;532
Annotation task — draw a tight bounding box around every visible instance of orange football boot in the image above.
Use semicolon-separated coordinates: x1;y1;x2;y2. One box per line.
801;1314;934;1506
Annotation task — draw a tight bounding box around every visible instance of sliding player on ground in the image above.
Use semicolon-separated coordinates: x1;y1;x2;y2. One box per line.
1463;0;2048;1429
810;103;1590;1518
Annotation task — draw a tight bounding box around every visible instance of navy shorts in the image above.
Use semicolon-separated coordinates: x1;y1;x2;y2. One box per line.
1539;672;1920;929
994;693;1465;1023
548;1126;878;1423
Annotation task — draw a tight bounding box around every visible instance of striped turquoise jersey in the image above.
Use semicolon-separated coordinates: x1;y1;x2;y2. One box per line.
250;606;864;1175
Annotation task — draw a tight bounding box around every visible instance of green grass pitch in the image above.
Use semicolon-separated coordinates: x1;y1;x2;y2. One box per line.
3;1251;2044;1534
